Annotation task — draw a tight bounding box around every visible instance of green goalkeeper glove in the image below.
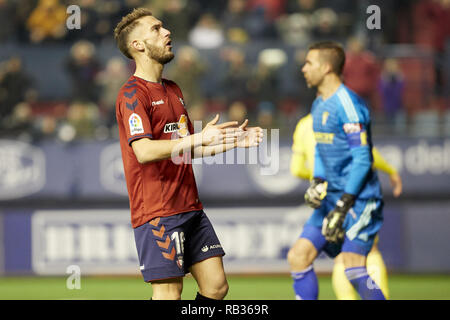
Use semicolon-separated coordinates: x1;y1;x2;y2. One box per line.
322;193;355;243
304;178;328;209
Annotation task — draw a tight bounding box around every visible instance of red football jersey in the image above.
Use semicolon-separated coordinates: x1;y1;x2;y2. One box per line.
116;75;203;228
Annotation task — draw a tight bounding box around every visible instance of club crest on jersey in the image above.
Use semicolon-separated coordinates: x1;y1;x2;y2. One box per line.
164;114;189;137
129;113;144;135
322;111;329;125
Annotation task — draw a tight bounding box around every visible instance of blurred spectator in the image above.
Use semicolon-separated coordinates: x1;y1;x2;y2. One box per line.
219;47;251;104
0;0;16;42
74;0;103;42
65;40;101;102
278;0;317;45
311;7;339;40
285;0;317;14
228;101;248;123
187;103;206;123
247;0;286;22
343;37;380;107
320;0;357;36
26;0;67;43
412;0;450;99
160;0;197;41
244;4;278;39
64;101;100;139
378;59;405;120
194;0;227;18
167;46;206;107
257;101;276;129
0;102;35;141
188;13;225;49
37;114;59;140
222;0;251;44
89;0;123;42
0;57;35;120
14;0;37;42
248;48;287;110
96;57;129;127
276;13;312;46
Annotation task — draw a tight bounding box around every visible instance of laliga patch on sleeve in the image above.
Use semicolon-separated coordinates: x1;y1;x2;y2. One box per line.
129;113;144;135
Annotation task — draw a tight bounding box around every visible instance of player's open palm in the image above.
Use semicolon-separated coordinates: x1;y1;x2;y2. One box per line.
236;119;264;148
201;114;240;146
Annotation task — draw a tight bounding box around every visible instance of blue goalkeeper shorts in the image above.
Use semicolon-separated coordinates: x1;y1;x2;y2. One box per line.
300;192;383;258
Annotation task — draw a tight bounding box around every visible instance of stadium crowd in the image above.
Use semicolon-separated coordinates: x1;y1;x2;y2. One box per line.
0;0;448;142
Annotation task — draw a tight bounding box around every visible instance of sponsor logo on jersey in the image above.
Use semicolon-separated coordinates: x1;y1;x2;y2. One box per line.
179;97;185;107
201;245;209;252
209;244;222;250
129;113;144;135
314;132;334;144
163;114;189;137
152;99;164;106
343;123;362;134
164;122;178;133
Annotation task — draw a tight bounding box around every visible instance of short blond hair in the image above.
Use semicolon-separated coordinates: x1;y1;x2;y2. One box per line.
114;8;153;59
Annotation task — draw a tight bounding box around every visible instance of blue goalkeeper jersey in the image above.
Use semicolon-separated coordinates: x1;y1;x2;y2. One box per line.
311;84;382;200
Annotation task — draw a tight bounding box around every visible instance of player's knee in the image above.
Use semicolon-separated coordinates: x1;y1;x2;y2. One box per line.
218;281;229;299
287;246;313;271
201;280;228;300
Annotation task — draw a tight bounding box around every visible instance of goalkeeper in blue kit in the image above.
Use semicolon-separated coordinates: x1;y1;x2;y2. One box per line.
287;41;385;300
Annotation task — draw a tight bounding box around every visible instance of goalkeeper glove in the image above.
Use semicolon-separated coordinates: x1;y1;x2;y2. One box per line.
304;178;328;209
322;193;355;243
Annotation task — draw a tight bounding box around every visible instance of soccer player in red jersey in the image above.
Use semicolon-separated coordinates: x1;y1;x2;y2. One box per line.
113;8;263;300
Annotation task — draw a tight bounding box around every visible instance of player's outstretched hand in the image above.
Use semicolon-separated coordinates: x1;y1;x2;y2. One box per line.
201;114;240;146
235;119;264;148
322;193;355;243
304;178;327;208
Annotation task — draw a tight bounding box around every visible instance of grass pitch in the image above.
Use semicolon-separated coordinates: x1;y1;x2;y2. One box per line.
0;274;449;300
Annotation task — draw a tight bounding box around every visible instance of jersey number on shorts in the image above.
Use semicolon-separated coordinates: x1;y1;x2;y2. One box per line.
171;231;185;255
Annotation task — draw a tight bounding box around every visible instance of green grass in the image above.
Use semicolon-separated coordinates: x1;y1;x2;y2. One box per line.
0;274;449;300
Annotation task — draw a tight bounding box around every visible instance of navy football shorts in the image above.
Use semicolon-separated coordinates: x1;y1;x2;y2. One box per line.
133;210;225;282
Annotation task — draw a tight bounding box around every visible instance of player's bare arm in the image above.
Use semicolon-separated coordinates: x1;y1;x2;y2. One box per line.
131;114;242;164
